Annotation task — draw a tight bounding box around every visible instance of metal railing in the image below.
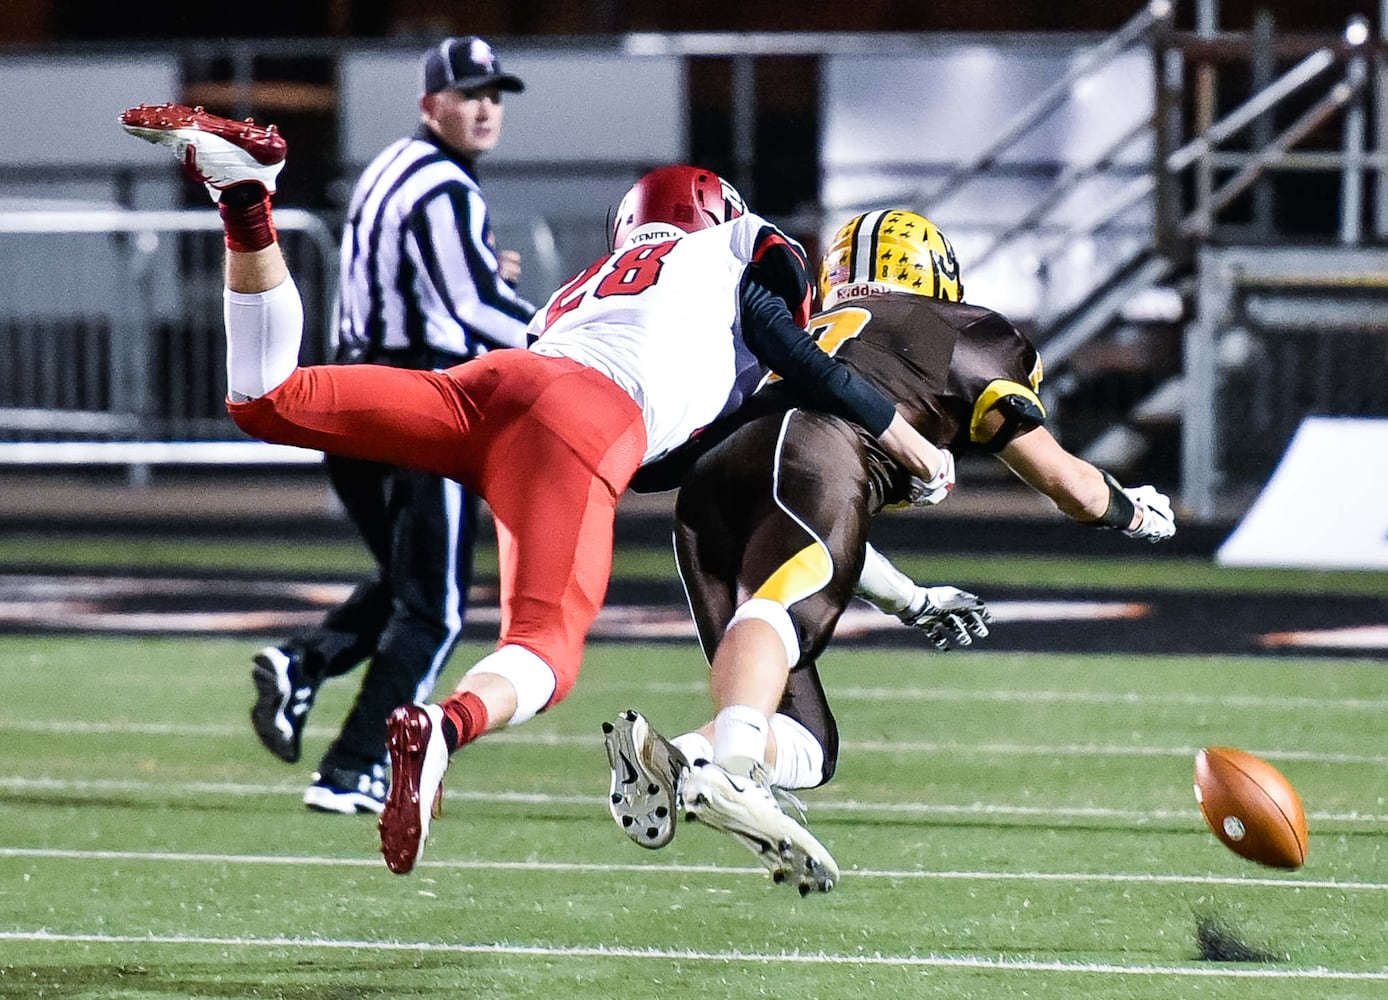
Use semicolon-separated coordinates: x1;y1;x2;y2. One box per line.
1158;15;1388;518
903;2;1388;521
0;207;338;469
1154;18;1386;250
916;2;1386;358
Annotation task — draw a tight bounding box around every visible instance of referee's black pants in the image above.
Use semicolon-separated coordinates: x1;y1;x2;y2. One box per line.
293;452;478;775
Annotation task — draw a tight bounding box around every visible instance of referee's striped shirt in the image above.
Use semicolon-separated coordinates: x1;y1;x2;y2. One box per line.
335;127;535;367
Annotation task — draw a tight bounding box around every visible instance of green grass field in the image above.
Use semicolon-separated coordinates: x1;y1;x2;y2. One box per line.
2;615;1386;998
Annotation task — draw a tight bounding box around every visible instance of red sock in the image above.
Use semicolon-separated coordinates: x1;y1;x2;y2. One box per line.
217;182;277;253
439;691;490;752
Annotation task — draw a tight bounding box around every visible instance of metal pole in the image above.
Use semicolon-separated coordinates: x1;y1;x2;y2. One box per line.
1193;0;1218;238
1183;247;1230;521
731;54;756;203
1341;33;1369;246
1155;42;1186;261
232;43;255;122
1374;0;1387;238
1251;10;1276;238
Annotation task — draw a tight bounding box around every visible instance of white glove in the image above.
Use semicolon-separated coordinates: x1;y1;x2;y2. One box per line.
1121;485;1176;543
907;449;955;507
898;585;993;652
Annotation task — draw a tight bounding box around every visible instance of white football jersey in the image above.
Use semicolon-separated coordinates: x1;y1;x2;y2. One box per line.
529;213;804;464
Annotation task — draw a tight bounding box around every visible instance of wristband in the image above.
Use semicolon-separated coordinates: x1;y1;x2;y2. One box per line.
1085;471;1137;530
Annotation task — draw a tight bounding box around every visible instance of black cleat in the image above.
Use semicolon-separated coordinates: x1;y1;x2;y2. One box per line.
250;646;315;763
303;762;387;815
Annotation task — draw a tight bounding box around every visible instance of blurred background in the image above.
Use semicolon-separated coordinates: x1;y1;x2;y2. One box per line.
0;0;1384;558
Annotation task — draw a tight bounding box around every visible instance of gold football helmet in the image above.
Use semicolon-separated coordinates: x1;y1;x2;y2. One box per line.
819;209;963;309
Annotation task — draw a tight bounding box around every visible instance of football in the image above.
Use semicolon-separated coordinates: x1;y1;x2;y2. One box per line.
1193;746;1308;869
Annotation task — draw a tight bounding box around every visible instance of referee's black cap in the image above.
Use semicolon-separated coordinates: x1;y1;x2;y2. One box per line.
422;36;525;96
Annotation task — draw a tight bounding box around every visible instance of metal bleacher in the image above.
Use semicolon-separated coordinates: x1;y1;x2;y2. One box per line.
906;1;1388;519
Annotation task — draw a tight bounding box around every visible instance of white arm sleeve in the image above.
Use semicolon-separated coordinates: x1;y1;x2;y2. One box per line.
854;543;918;616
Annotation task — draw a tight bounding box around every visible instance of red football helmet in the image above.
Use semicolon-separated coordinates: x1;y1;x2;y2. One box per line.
610;165;747;248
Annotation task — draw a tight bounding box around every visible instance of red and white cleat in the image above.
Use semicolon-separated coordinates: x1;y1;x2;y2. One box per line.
119;102;286;202
379;703;449;875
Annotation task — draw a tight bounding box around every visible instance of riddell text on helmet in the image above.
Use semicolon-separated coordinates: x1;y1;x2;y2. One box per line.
835;283;893;301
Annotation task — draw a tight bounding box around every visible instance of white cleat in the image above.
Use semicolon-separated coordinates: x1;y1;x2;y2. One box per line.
682;759;840;895
379;703;449;874
602;709;688;849
119;102;286;202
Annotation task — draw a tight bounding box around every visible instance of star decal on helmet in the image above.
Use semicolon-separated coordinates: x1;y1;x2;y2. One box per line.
819;209;964;307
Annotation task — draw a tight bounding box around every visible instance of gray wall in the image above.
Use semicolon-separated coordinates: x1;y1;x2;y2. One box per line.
822;41;1155;318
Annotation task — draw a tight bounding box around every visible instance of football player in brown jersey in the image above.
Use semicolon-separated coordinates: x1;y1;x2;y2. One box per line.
604;209;1175;894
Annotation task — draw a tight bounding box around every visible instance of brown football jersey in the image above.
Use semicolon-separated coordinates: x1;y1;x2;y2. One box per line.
632;291;1046;494
790;291;1046;452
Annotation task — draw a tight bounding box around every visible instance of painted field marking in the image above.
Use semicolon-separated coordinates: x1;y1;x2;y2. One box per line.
2;571;1386;652
634;681;1388;711
2;846;1387;894
0;929;1385;980
3;717;1386;769
2;775;1385;825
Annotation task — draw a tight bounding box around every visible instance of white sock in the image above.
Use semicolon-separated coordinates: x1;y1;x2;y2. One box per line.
767;713;826;790
712;704;770;769
224;277;303;399
672;731;714;766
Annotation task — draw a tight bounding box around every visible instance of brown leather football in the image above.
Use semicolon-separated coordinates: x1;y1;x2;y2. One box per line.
1194;746;1308;869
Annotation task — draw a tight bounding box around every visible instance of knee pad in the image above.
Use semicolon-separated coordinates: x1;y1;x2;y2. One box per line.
464;644;556;725
727;597;800;667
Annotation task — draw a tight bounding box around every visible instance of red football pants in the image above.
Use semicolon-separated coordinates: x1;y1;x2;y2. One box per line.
228;351;647;706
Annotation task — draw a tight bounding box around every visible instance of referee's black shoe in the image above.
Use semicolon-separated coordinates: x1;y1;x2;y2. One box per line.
303;762;387;815
250;645;316;763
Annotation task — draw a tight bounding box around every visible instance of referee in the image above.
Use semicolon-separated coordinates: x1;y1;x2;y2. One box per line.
250;35;536;814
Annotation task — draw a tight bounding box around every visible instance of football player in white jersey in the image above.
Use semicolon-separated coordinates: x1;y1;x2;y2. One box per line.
120;103;955;877
534;178;813;464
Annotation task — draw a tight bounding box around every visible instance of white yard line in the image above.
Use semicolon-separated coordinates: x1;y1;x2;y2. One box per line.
1;846;1386;893
0;929;1384;980
641;681;1388;711
2;774;1385;824
3;719;1386;767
